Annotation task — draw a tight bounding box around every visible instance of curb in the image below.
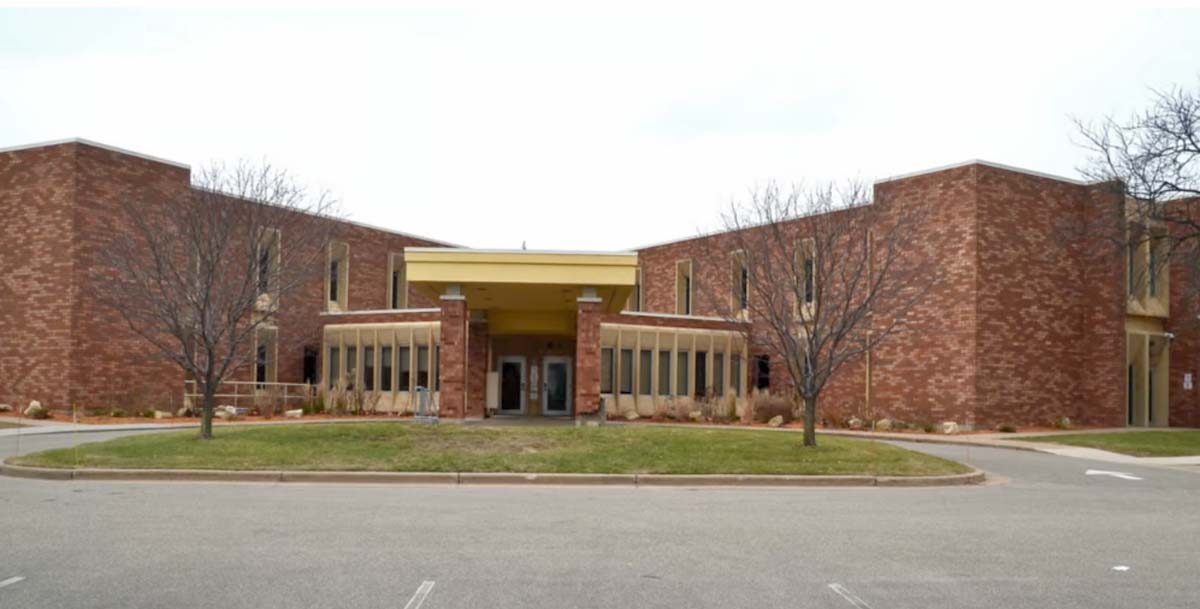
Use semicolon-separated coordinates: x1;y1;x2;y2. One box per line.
0;462;985;487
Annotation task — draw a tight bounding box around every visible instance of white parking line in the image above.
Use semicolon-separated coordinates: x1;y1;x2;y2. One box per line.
828;583;873;608
0;576;25;589
1085;469;1143;481
403;580;435;609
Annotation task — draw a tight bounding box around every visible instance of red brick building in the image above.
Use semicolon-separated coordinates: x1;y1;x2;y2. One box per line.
1;139;1194;429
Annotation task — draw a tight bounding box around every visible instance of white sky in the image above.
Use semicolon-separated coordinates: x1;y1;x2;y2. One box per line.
2;4;1199;250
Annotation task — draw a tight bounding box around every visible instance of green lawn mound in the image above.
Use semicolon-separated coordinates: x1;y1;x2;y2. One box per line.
10;423;969;476
1017;430;1200;457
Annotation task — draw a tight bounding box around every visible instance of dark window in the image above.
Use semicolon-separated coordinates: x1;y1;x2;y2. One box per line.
731;354;742;396
345;346;357;389
695;351;707;397
639;349;652;395
754;355;771;390
714;353;725;395
434;346;440;391
363;346;375;391
658;350;671;396
619;349;633;395
380;346;393;392
1149;238;1159;296
676;351;689;395
803;258;814;303
256;344;268;387
329;259;340;303
398;346;411;390
328;346;340;390
258;242;271;294
683;274;692;314
391;270;402;308
303;346;318;385
1127;365;1135;425
1148;366;1155;424
600;348;614;394
417;346;429;389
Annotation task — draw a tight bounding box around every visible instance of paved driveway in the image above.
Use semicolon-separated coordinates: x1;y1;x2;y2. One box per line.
0;431;1197;608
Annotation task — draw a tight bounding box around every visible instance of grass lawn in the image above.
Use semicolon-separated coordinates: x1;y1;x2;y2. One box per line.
9;423;969;476
1016;431;1200;457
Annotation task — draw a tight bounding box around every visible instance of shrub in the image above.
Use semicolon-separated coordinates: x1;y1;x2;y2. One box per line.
654;400;673;420
1053;416;1072;430
84;408;111;418
140;409;155;418
673;400;692;422
110;408;128;418
920;421;936;433
255;386;283;419
28;406;51;420
997;424;1017;433
752;393;794;424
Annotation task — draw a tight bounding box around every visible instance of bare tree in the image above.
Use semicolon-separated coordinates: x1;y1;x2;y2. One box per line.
95;163;339;439
1076;83;1200;297
717;182;932;447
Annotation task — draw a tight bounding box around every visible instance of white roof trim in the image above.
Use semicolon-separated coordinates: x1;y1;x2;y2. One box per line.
0;137;191;169
874;159;1092;186
319;308;441;316
615;311;749;324
405;246;637;256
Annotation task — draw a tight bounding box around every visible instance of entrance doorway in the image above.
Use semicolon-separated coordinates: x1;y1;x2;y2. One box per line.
542;356;572;416
499;356;526;414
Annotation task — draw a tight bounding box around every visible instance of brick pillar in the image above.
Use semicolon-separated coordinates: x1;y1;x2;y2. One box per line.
575;297;602;417
466;317;488;418
439;296;468;418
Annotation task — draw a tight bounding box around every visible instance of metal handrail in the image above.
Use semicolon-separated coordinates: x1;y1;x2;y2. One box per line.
183;380;317;410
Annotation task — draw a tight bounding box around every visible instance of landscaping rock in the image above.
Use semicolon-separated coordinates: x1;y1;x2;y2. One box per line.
624;410;639;421
0;404;11;412
284;409;303;418
215;410;233;420
24;401;43;416
176;406;192;417
875;418;892;432
768;415;784;427
688;410;704;422
942;421;959;435
153;410;173;420
848;416;863;430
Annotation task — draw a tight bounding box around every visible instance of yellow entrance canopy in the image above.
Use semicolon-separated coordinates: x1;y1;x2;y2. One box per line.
405;248;638;334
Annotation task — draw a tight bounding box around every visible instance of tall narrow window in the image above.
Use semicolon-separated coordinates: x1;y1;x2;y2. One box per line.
417;346;430;388
600;347;615;394
328;242;349;310
626;268;643;312
619;349;634;395
803;258;814;304
676;260;693;315
1148;366;1155;425
434;346;440;391
256;344;268;387
345;346;357;389
732;252;748;310
257;228;279;298
714;353;725;395
388;253;407;309
676;351;689;395
398;346;411;391
639;349;652;395
731;354;742;396
303;346;318;385
363;346;375;391
381;346;393;392
1127;364;1135;425
658;350;671;396
328;346;340;390
754;354;770;390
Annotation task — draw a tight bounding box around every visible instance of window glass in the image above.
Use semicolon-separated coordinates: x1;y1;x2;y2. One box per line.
731;354;742;396
676;351;689;395
328;346;340;389
600;348;614;394
363;346;375;391
714;353;725;395
256;344;268;387
417;346;430;389
639;349;652;394
619;349;633;395
329;259;340;303
381;346;393;392
398;346;411;390
658;351;671;396
755;355;771;390
434;345;440;391
345;346;357;389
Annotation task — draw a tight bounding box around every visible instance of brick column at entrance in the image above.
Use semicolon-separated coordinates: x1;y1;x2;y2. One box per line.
466;317;488;418
574;297;603;417
438;295;468;418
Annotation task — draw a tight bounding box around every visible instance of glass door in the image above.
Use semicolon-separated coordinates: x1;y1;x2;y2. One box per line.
542;356;572;416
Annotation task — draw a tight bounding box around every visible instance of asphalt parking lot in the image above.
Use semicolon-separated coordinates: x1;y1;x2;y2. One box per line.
1;430;1197;609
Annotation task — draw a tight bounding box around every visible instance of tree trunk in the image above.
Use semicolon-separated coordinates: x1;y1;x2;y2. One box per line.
200;385;215;440
802;394;817;447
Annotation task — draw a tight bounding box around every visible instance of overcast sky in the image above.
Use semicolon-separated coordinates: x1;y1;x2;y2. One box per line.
2;5;1199;250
